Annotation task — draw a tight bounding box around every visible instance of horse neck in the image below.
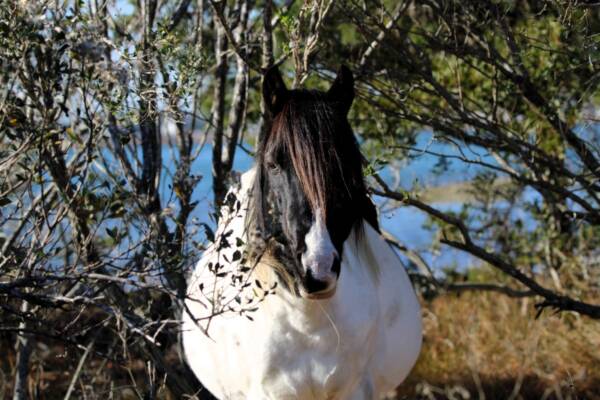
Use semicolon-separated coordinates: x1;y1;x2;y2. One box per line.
250;229;371;330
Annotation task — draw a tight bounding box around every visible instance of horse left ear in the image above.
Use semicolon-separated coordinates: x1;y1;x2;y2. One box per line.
263;66;289;116
327;65;354;115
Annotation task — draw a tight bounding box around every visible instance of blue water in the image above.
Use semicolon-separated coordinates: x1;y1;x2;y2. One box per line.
371;133;500;270
71;126;516;272
90;128;556;274
149;132;491;271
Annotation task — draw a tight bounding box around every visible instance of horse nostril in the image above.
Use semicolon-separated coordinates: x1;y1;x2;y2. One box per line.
331;256;341;276
304;269;331;294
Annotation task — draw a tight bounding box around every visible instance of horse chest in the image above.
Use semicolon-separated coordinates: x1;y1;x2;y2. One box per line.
249;292;380;398
182;212;422;399
184;268;381;399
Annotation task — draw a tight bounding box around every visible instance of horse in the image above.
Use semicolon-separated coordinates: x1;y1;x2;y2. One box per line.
182;66;422;399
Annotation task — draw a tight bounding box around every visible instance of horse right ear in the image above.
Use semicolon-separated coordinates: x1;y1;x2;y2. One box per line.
263;67;289;116
327;65;354;115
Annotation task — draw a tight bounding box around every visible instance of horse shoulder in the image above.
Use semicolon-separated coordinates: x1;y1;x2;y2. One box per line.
183;285;274;398
360;223;423;392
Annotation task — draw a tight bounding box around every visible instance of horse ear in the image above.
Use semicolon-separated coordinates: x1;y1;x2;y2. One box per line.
263;67;289;116
327;65;354;115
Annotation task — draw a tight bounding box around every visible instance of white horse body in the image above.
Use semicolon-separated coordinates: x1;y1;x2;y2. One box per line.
182;170;422;399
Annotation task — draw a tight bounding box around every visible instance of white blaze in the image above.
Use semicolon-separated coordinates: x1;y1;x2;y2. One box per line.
301;210;338;283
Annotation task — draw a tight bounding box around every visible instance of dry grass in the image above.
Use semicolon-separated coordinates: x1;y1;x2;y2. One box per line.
2;289;599;399
397;291;600;399
416;179;511;204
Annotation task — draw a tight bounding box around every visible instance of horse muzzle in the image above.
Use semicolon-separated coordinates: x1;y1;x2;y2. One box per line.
299;255;340;300
298;212;340;299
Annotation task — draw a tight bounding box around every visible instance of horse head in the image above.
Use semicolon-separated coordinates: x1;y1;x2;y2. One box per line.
248;66;379;300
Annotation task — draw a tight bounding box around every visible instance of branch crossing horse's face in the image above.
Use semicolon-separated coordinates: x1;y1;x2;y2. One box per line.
249;66;378;300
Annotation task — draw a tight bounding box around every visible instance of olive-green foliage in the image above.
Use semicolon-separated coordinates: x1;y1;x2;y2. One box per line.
1;0;599;398
316;1;600;305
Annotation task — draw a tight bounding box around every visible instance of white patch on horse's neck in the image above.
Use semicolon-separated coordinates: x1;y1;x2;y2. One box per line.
301;210;338;280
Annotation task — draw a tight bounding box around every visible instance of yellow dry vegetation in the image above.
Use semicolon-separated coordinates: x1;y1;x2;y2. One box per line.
397;291;600;399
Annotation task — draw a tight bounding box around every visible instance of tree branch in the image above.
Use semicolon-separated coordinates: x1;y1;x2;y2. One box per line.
373;175;600;319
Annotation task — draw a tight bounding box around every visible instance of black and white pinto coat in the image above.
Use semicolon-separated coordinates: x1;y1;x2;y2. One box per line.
182;169;422;400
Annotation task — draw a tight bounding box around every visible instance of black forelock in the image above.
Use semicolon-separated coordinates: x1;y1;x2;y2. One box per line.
247;88;379;251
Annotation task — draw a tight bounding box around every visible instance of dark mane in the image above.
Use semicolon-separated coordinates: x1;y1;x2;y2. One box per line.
248;89;378;241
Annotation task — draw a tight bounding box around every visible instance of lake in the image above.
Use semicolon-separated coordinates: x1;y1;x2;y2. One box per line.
157;132;492;271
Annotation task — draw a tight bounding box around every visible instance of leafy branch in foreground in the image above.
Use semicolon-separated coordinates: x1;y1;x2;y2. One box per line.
0;0;278;397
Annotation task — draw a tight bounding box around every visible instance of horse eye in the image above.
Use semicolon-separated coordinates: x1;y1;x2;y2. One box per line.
267;161;279;172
